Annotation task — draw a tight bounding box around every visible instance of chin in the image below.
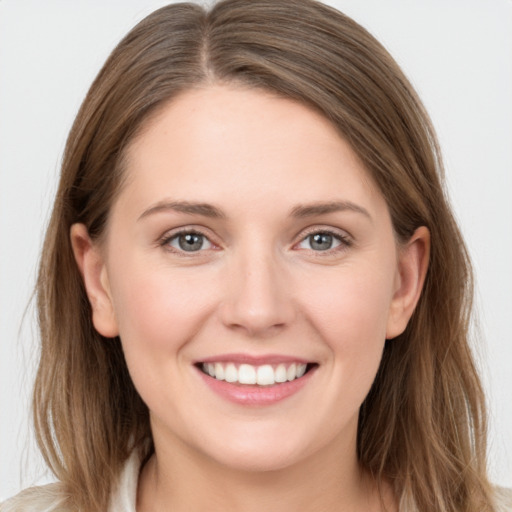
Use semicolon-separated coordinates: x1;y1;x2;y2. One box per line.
192;426;319;473
210;446;307;473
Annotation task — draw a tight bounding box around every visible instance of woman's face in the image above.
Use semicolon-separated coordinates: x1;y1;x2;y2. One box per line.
74;85;427;472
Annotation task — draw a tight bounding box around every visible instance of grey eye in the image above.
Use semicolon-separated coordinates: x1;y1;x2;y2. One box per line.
169;232;212;252
297;232;342;251
309;233;334;250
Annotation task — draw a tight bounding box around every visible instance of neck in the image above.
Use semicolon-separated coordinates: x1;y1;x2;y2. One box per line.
137;429;395;512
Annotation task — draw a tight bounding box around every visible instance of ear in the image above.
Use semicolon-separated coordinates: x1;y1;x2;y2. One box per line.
70;223;119;338
386;226;430;339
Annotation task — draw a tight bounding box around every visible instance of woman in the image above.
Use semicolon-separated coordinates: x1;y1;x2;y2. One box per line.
2;0;510;511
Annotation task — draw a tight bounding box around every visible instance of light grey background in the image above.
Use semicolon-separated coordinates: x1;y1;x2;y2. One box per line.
1;0;511;500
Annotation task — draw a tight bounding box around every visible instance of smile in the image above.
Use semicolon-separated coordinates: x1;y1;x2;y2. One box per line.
199;362;311;386
195;355;318;405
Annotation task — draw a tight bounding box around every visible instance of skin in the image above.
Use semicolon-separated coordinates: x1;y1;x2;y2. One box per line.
71;85;429;512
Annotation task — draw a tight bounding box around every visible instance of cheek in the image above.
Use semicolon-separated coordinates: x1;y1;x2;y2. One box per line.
108;264;216;356
299;263;395;394
306;265;394;345
106;264;221;417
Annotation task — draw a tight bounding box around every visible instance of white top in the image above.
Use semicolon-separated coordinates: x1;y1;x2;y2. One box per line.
109;450;141;511
0;453;140;512
2;451;511;511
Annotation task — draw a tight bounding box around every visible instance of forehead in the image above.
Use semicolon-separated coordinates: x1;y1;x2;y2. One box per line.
117;85;385;218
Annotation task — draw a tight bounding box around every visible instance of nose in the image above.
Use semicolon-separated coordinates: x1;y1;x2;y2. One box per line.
218;249;295;338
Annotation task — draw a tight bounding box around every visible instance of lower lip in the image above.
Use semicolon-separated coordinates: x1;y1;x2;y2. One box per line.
196;366;317;406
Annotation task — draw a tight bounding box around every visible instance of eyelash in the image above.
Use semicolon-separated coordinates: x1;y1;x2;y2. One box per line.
158;227;353;255
159;228;217;255
294;228;353;254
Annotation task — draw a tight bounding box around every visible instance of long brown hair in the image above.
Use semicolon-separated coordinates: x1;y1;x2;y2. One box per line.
34;1;494;510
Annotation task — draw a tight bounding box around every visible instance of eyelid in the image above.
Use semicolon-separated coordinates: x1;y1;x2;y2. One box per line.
158;225;220;254
293;225;353;252
156;224;353;255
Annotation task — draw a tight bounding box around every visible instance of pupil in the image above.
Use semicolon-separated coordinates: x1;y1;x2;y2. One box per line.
310;233;332;251
179;233;203;251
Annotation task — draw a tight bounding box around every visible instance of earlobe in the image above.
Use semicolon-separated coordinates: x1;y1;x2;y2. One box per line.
386;226;430;339
70;223;119;338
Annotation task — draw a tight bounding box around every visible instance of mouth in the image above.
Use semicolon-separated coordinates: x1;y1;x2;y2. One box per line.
196;361;318;386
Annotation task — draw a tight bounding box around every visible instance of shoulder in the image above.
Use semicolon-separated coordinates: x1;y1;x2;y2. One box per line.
1;450;142;512
0;483;68;512
494;487;512;512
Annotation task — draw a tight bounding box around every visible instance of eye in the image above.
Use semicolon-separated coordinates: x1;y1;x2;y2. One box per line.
296;231;349;251
166;231;213;252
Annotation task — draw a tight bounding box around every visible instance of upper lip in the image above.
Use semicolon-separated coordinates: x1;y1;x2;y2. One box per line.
196;353;313;365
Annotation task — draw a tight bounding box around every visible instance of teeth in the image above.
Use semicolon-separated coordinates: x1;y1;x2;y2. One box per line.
201;362;309;385
275;364;287;383
214;362;225;381
238;364;256;384
287;363;297;381
225;363;237;383
297;364;307;378
257;365;275;385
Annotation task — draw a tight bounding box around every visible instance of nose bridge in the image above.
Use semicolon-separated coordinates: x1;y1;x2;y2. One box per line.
220;239;294;336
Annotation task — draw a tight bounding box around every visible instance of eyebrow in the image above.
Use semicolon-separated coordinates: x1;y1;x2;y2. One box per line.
290;201;371;220
138;199;371;222
138;200;226;221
